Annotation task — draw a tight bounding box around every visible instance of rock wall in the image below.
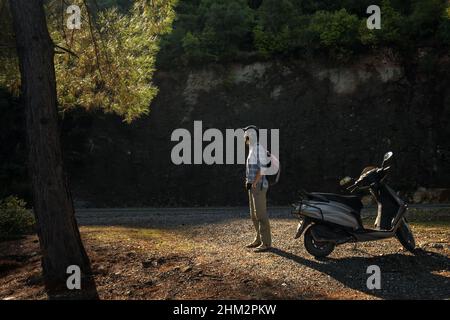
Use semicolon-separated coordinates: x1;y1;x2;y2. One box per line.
63;55;450;207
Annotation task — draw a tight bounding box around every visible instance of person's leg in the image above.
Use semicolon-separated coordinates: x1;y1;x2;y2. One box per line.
248;189;261;246
253;187;271;247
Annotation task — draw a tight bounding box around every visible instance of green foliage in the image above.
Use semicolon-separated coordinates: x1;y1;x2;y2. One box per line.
360;0;450;50
255;6;363;59
156;0;200;66
182;31;205;62
2;0;450;101
409;0;446;40
360;0;408;47
96;0;133;11
180;0;254;62
157;0;450;65
0;196;35;240
253;0;305;56
254;24;292;56
48;0;176;122
159;0;255;65
255;0;299;32
380;0;418;47
308;9;361;59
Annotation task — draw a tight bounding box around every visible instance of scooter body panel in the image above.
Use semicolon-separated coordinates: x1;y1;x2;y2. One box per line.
352;230;394;242
300;200;361;230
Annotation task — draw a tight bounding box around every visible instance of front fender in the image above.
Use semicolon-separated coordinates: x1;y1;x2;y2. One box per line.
294;218;312;239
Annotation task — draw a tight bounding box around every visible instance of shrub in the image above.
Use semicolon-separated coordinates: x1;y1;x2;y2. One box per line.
408;0;447;41
308;9;361;59
182;32;203;61
161;0;255;64
254;24;292;56
253;0;305;56
156;0;450;65
0;196;35;240
196;0;255;60
360;0;449;50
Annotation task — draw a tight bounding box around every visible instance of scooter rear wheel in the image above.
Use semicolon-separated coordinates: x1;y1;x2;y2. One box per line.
396;220;416;253
304;226;335;258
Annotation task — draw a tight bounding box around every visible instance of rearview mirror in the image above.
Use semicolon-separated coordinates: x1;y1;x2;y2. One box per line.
339;176;352;186
381;151;393;168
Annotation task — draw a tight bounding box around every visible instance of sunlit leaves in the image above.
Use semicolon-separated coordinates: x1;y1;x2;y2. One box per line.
49;0;176;122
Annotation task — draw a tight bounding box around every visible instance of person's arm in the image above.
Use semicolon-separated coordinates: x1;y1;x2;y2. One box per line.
252;146;265;188
252;170;261;189
247;163;260;190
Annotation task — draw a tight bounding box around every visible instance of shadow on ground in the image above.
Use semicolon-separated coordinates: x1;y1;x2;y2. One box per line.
270;248;450;299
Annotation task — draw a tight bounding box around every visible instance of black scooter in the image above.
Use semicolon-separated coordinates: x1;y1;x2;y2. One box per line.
292;152;416;258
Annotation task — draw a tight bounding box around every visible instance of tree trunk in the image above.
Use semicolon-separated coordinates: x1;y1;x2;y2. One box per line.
9;0;97;299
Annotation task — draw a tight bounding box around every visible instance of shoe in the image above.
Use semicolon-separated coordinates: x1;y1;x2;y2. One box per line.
254;244;271;252
246;240;261;248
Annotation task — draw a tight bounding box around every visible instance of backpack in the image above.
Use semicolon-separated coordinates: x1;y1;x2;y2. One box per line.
261;148;281;186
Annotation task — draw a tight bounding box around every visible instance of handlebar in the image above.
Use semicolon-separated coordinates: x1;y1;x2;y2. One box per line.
347;180;360;193
346;166;388;193
344;152;393;193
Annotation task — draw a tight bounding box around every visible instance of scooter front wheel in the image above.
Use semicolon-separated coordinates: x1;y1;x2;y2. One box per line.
396;220;416;253
304;226;335;258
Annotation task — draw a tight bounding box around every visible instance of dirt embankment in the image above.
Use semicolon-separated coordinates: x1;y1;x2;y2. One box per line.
62;55;450;207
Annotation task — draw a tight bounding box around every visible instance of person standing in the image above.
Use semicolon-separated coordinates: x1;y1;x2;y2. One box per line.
244;127;271;252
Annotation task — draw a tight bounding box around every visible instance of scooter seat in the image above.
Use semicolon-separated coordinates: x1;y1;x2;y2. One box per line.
309;192;363;213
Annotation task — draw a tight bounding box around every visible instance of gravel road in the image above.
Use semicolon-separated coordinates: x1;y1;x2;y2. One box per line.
73;206;450;299
74;205;450;227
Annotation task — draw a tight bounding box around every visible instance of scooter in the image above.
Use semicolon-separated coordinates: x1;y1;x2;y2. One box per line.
291;151;416;258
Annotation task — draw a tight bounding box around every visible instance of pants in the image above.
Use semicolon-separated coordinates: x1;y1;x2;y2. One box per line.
248;187;271;246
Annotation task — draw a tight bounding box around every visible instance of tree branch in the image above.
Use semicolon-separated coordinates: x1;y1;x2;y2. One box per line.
54;44;79;57
83;0;104;80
